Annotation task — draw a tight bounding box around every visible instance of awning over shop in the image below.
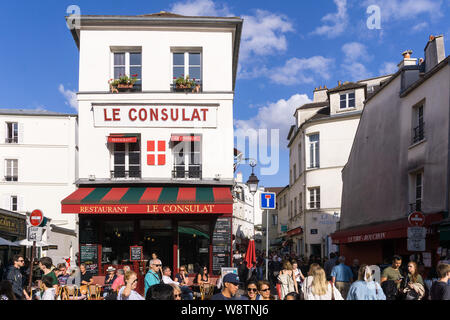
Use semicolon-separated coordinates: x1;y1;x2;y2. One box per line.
331;213;443;244
171;135;201;142
287;227;303;237
107;134;138;143
61;186;233;215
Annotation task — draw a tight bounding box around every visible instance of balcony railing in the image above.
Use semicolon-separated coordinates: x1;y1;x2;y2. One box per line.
409;201;422;213
110;170;141;179
172;165;202;179
413;124;424;143
5;138;18;143
4;176;18;182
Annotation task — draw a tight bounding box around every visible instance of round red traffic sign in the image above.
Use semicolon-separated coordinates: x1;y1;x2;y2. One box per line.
408;211;425;227
30;209;43;227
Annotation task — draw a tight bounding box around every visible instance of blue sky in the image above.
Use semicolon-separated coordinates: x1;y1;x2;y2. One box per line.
0;0;449;188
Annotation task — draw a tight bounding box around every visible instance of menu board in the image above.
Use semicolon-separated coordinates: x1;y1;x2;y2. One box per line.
80;244;98;275
130;246;143;261
212;218;232;275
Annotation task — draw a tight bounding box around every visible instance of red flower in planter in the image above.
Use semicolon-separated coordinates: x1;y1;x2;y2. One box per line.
131;74;138;77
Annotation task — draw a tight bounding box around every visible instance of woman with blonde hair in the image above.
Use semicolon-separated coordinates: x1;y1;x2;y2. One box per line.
277;260;298;300
118;271;144;300
304;267;343;300
301;263;320;298
169;283;182;300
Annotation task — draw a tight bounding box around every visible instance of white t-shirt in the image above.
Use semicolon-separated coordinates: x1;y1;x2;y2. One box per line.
294;268;303;282
303;283;343;300
162;275;179;285
42;288;56;300
117;286;144;300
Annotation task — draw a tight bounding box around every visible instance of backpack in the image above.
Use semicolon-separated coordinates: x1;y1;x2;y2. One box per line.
381;280;398;300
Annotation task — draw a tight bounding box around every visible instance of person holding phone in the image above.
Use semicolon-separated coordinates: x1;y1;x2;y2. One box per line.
381;255;403;289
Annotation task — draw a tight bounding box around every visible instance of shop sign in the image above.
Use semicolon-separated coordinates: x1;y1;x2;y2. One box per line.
287;227;302;237
93;105;218;128
63;203;232;214
347;232;386;243
130;246;143;261
0;215;26;237
407;238;426;252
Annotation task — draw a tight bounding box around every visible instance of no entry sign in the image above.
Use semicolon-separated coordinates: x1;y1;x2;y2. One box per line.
408;212;425;227
30;209;43;227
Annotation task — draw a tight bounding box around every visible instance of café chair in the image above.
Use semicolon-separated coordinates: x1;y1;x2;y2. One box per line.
63;285;79;300
200;283;215;300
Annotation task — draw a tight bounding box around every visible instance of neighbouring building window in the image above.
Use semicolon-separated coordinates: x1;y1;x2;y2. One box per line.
294;197;297;216
173;51;202;89
5;159;18;181
340;92;355;109
299;192;303;213
111;142;141;178
6;122;18;143
113;51;142;91
11;195;18;211
283;195;287;208
309;187;320;209
415;172;423;211
298;143;302;174
293;164;297;181
289;200;293;219
272;214;278;226
172;135;202;179
308;134;320;168
412;105;424;143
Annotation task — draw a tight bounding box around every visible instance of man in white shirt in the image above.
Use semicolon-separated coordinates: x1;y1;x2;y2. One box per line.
162;266;179;285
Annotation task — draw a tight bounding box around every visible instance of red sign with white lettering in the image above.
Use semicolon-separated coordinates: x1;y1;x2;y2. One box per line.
408;212;425;227
30;209;43;227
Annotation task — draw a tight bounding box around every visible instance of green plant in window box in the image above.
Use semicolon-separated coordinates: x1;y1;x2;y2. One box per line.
174;75;200;92
109;74;138;93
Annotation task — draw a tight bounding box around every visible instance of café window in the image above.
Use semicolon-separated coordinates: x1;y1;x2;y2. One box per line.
5;159;18;181
102;221;135;265
178;221;210;272
6;122;18;143
171;135;202;179
112;51;142;92
110;140;141;179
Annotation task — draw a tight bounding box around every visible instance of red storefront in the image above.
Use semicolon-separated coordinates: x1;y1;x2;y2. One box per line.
61;185;234;293
331;213;443;269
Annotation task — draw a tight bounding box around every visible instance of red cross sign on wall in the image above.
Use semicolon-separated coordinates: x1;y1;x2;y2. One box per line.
147;140;166;166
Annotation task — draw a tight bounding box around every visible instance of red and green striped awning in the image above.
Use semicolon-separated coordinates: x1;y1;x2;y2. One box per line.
61;186;233;215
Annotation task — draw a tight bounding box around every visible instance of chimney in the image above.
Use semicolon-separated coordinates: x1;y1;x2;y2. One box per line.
424;35;445;73
313;85;328;102
397;50;417;69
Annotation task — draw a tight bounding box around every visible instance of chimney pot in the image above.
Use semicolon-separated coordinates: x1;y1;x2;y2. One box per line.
402;50;413;59
429;35;435;41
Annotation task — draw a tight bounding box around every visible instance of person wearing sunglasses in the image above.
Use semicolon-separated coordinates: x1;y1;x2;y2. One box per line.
257;280;276;300
118;271;143;300
5;254;31;300
144;259;162;297
242;281;258;300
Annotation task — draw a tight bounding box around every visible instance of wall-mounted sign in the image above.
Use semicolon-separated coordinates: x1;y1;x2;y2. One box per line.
310;229;318;235
93;105;218;128
63;204;232;214
130;246;143;261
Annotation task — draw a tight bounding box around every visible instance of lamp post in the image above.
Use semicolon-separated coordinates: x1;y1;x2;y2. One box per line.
246;161;259;240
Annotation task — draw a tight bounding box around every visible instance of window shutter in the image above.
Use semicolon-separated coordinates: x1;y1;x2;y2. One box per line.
19;123;24;143
19;196;25;213
3;195;10;210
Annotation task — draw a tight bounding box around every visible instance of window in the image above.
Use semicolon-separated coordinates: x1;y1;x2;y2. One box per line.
111;142;141;178
413;105;424;143
173;51;202;90
172;135;202;179
299;192;303;213
298;143;302;174
283;195;287;208
5;159;18;181
340;92;355;109
289;200;293;219
290;169;293;185
309;187;320;209
308;134;320;168
414;172;423;212
6;122;18;143
294;197;297;217
272;214;278;226
293;164;297;181
113;51;142;91
10;196;18;211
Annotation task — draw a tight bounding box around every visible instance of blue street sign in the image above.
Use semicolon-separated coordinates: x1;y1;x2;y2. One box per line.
260;192;276;209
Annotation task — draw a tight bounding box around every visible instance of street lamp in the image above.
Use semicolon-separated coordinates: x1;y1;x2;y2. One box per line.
246;161;259;241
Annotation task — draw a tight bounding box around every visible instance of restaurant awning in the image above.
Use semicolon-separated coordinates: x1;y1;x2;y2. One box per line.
107;134;138;143
331;212;443;244
61;186;233;215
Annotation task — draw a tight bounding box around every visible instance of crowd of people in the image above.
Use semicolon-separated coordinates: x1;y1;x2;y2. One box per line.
1;250;449;301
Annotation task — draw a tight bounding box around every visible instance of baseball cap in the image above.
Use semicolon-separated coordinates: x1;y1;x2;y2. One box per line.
223;273;240;284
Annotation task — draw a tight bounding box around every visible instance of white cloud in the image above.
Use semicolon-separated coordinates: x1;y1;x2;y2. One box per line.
235;93;311;141
412;22;429;32
379;62;398;75
340;42;373;81
361;0;443;21
311;0;348;38
58;84;78;111
240;10;294;61
168;0;232;16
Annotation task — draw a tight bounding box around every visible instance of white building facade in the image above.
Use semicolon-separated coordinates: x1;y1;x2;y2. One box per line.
60;12;243;284
0;110;78;264
285;74;391;258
